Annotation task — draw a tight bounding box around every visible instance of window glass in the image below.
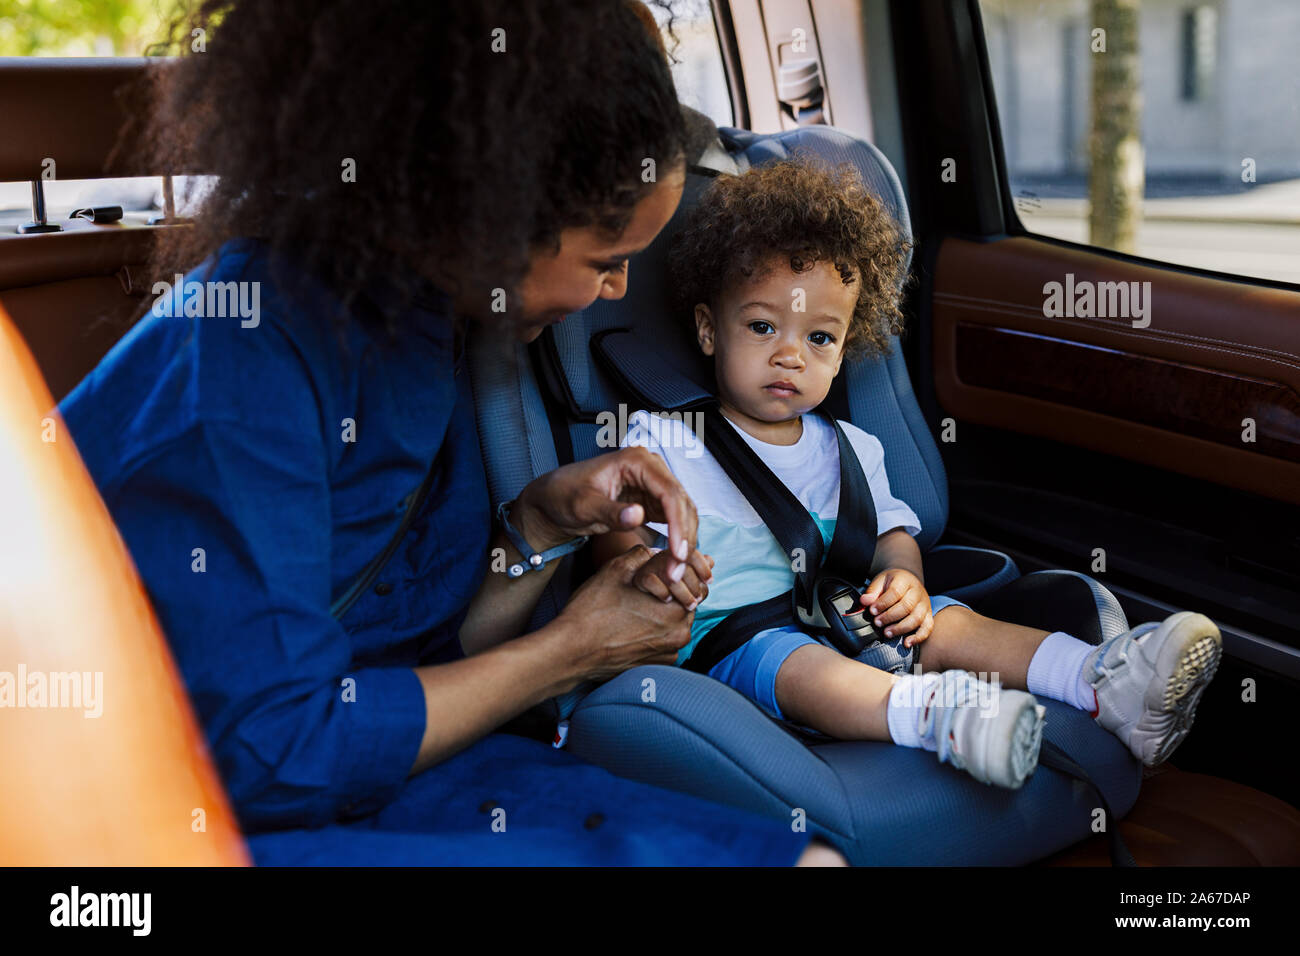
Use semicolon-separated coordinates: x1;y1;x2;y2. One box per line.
0;176;215;229
979;0;1300;285
656;0;735;128
0;1;180;56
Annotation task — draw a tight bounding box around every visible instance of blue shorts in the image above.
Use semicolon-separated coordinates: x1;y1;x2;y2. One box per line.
706;594;971;721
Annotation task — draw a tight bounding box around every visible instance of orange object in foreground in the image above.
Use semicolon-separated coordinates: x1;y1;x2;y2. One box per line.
0;305;249;865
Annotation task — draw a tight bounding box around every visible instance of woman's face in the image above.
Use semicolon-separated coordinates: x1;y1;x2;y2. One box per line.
513;166;686;342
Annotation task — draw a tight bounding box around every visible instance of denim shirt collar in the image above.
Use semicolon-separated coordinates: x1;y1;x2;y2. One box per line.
354;265;460;360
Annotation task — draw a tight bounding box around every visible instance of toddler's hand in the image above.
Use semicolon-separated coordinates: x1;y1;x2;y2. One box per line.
861;569;933;648
632;546;714;611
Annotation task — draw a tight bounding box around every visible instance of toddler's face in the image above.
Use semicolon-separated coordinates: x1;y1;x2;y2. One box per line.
695;255;857;429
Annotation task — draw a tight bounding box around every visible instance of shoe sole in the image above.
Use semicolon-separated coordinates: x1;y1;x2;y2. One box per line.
965;691;1045;790
1008;702;1047;788
1141;612;1222;766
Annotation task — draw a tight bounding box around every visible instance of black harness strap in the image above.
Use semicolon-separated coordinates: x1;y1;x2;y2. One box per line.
683;592;792;674
823;418;878;574
695;404;829;613
683;404;885;674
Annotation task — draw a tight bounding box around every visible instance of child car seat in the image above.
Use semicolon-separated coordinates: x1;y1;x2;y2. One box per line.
467;125;1142;865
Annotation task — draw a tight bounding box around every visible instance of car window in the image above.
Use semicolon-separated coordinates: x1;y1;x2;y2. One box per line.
0;0;180;57
978;0;1300;285
657;0;735;127
1;176;214;230
0;1;192;229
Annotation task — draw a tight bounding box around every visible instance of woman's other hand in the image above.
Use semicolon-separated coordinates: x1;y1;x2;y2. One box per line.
514;446;699;578
632;547;713;611
553;544;696;686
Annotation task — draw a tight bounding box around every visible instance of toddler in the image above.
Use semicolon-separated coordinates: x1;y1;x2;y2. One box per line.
593;159;1222;788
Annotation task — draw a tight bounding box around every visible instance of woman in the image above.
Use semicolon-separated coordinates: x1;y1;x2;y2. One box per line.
60;0;844;865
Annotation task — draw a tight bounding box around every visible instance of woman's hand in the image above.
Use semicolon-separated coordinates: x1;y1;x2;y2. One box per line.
860;568;933;648
633;547;713;610
552;544;696;686
514;446;699;578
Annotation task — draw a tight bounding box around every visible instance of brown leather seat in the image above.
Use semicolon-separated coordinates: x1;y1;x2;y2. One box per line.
0;301;247;864
0;226;154;402
1040;764;1300;866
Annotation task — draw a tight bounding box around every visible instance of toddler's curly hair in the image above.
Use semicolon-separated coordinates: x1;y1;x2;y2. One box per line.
669;156;912;358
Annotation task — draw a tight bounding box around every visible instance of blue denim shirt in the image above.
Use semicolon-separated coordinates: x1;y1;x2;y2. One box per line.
59;239;489;832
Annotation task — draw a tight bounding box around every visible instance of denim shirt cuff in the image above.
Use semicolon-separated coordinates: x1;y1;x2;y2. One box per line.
333;666;427;819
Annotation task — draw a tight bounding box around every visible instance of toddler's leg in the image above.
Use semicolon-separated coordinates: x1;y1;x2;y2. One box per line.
773;641;898;740
712;627;943;743
920;605;1097;710
709;627;896;740
711;626;1045;789
921;602;1222;766
777;645;1045;789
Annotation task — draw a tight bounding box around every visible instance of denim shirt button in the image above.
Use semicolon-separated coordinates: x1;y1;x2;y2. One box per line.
583;813;605;830
374;582;393;596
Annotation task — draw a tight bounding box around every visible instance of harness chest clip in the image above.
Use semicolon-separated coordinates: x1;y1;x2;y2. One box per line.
796;575;890;658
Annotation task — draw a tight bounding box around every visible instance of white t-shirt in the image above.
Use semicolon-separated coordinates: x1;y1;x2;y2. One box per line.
621;410;922;663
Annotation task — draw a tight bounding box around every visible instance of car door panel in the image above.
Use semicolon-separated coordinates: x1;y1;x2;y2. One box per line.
933;236;1300;505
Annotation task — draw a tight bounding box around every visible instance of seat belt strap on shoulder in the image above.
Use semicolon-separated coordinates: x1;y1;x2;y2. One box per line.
822;416;878;576
697;404;825;613
683;406;884;674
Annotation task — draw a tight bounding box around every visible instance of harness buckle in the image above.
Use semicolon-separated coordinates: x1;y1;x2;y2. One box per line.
797;575;894;658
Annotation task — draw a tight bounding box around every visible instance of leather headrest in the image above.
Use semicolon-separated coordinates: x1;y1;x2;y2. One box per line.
0;57;192;182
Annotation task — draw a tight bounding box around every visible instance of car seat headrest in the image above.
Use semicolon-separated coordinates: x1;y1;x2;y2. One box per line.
682;105;743;176
590;326;714;413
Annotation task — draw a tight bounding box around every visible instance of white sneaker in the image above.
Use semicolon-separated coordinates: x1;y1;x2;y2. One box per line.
918;669;1046;790
1084;611;1222;767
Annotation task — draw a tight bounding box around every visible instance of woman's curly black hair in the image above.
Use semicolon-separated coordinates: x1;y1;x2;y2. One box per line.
668;156;912;358
132;0;700;330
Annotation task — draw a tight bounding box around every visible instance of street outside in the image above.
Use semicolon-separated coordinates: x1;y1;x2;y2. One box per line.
1014;177;1300;285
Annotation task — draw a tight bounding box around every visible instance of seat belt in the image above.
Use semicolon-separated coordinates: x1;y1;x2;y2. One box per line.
683;402;896;673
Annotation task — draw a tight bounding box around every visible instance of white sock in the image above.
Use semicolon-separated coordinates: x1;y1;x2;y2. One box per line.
886;671;943;750
1027;631;1098;714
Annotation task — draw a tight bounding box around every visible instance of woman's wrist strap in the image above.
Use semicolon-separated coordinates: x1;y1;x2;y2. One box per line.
496;499;588;579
